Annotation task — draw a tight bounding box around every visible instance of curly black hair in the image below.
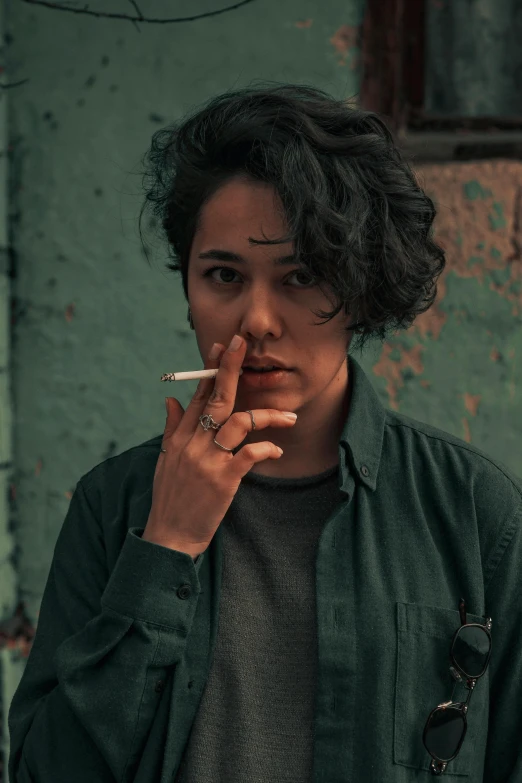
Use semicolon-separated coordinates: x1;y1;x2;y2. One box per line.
138;80;445;355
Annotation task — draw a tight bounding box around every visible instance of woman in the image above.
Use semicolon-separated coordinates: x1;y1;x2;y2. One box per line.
8;82;522;783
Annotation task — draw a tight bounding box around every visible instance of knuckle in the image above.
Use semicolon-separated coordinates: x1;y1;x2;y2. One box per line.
241;443;256;459
241;443;261;461
230;410;248;426
192;388;207;402
191;384;209;402
208;386;228;405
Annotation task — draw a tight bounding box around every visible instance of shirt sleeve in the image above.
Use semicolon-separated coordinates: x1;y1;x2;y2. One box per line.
482;498;522;782
8;477;205;783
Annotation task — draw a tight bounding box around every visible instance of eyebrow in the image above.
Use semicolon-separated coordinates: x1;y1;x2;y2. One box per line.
197;249;297;266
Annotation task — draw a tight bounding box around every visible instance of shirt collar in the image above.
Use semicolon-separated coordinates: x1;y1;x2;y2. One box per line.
338;354;386;495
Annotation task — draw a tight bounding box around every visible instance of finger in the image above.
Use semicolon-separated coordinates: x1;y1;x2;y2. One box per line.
189;334;247;448
168;342;227;441
204;334;247;412
201;408;297;452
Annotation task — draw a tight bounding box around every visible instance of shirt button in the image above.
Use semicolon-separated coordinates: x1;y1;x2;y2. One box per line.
177;584;192;599
155;680;164;693
360;464;370;477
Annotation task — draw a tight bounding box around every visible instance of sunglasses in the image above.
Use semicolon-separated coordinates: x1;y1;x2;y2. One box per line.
422;597;492;776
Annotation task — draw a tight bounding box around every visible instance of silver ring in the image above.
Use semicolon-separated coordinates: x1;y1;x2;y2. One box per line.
207;409;257;452
160;410;256;455
199;413;223;432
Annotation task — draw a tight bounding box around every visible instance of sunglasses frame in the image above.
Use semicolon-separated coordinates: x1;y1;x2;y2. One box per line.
422;598;493;776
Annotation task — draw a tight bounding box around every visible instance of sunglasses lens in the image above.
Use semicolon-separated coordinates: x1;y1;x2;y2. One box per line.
453;626;490;678
425;707;465;761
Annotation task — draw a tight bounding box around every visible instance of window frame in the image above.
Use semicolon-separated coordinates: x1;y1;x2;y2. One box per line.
359;0;522;160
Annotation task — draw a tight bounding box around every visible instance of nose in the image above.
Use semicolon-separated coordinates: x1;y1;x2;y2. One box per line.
238;291;283;334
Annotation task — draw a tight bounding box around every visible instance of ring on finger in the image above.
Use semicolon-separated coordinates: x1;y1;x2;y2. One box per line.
159;410;257;455
198;410;257;433
211;409;256;452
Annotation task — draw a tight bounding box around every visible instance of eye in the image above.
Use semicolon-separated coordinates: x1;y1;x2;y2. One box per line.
202;265;316;288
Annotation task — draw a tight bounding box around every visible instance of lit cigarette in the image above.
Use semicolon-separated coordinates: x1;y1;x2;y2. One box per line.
161;368;244;382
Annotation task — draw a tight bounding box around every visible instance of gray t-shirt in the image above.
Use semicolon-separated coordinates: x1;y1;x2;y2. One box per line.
175;462;344;783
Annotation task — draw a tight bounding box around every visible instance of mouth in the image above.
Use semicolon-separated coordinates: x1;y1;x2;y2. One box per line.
242;366;285;373
239;366;293;388
242;356;291;371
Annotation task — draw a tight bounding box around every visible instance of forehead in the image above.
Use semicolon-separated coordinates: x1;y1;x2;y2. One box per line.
196;177;287;238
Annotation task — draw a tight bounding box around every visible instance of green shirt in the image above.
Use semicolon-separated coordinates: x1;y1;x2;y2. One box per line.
8;356;522;783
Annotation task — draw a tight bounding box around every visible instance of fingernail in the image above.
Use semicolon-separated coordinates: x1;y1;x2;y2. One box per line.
165;397;169;414
209;342;221;360
229;334;243;351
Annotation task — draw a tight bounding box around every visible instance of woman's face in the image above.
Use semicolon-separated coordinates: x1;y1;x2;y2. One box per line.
187;176;354;418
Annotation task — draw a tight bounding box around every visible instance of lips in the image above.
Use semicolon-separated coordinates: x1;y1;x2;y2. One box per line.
239;366;292;388
242;356;289;370
243;367;279;372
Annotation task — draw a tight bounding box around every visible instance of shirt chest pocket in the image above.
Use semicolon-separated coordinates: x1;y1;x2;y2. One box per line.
394;601;489;777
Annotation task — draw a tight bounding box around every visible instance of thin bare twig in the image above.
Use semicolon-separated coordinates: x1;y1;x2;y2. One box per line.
21;0;257;23
127;0;143;19
1;79;30;89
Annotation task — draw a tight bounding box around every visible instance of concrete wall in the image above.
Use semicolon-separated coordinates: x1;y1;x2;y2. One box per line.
1;0;521;777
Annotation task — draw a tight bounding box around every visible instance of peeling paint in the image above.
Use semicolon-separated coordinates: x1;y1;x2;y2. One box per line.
295;18;313;29
371;160;522;428
414;162;522;325
463;180;493;201
462;392;481;416
488;201;507;231
462;418;471;443
467;255;484;269
372;343;425;411
329;24;361;69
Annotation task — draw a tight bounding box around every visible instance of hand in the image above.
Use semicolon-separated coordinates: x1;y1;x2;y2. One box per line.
143;334;297;556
